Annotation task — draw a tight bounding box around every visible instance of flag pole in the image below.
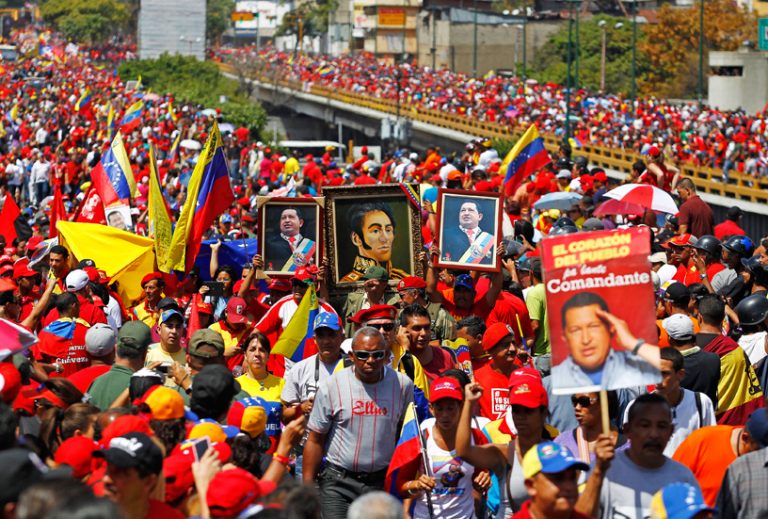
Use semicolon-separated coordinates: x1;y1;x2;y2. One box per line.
413;403;436;519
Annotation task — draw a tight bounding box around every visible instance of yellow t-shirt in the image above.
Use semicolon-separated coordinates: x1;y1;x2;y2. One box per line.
145;343;187;367
236;373;285;402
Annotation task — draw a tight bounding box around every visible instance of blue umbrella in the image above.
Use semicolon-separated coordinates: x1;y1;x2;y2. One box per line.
533;192;583;211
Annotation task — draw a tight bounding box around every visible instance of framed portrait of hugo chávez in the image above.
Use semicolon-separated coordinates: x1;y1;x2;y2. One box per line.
323;184;423;291
257;197;324;277
435;188;502;273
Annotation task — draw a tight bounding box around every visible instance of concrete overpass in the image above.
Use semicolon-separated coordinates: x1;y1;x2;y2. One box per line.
227;71;768;238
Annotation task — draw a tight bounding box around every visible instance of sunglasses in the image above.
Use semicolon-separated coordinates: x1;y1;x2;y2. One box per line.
369;322;396;332
571;396;597;408
352;350;387;361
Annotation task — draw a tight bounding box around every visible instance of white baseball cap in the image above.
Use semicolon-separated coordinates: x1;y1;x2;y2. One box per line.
85;323;117;357
65;269;90;292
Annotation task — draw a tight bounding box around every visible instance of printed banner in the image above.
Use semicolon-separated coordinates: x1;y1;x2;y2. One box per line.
543;227;660;394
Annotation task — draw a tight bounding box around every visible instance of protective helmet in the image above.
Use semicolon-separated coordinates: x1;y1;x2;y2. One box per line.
722;235;755;258
549;225;579;236
693;235;722;258
552;217;577;229
735;293;768;326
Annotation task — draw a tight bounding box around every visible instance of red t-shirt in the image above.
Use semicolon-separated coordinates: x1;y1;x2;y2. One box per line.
146;499;185;519
474;363;510;420
714;219;746;240
67;364;111;394
420;346;456;382
33;319;91;378
440;289;492;321
487;292;533;338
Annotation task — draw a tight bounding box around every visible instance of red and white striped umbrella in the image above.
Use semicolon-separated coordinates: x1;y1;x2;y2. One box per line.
603;183;678;214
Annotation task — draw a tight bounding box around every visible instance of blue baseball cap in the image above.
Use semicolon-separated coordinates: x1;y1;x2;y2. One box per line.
650;483;715;519
160;309;184;324
454;274;475;291
314;312;341;332
522;441;589;479
746;408;768;447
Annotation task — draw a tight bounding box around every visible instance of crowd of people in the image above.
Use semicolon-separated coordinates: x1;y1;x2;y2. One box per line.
221;46;768;181
1;24;768;519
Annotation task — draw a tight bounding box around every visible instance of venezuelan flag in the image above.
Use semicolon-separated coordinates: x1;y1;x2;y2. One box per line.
120;100;144;133
90;133;136;207
168;101;178;123
106;103;116;141
318;65;335;77
399;182;421;209
442;337;473;377
5;104;18;124
568;136;582;149
166;121;234;273
75;89;92;111
271;285;319;363
385;402;424;496
167;132;181;168
500;124;551;193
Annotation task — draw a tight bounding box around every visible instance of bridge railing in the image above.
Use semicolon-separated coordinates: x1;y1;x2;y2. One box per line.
219;61;768;204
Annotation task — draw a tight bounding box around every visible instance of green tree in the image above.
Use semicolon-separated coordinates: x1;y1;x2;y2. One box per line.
207;0;235;45
118;54;267;134
640;0;756;98
530;16;647;96
40;0;128;43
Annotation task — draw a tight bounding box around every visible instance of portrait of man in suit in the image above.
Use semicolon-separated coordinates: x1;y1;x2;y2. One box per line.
264;206;317;272
440;199;495;266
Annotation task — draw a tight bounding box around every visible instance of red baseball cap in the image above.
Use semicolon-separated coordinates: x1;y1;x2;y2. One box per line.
206;468;277;518
26;236;43;251
163;451;195;503
0;362;21;403
429;377;463;403
12;258;37;279
268;279;292;292
482;322;516;352
397;276;427;291
648;146;661;158
661;233;697;249
55;436;98;479
507;367;548;408
226;297;248;324
233;280;257;294
100;415;153;447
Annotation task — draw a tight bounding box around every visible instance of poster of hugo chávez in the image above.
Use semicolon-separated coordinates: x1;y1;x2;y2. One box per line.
543;227;661;395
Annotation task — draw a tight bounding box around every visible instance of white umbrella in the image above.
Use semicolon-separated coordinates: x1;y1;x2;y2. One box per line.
604;183;678;214
180;139;202;150
200;108;217;117
218;123;234;133
533;192;583;211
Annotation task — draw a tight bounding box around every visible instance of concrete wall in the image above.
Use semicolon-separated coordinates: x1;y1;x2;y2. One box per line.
709;50;768;114
417;17;560;76
138;0;206;60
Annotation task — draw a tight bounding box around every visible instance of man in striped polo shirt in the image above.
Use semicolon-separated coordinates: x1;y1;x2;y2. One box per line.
303;326;414;519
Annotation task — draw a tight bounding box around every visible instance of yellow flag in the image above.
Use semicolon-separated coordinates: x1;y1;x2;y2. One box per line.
168;101;178;123
56;221;156;305
148;144;173;272
111;132;137;198
166;121;224;272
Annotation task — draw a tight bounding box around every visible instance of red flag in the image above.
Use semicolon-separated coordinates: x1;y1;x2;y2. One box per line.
0;193;20;243
73;186;107;224
49;184;66;239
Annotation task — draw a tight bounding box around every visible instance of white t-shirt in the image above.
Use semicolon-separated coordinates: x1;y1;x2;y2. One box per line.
280;353;343;405
412;429;477;519
599;450;699;519
623;389;716;456
738;331;768;366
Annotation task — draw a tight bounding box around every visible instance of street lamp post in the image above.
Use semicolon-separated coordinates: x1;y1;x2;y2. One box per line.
631;1;637;116
510;8;527;79
698;0;704;104
472;0;478;77
598;20;623;93
564;0;579;139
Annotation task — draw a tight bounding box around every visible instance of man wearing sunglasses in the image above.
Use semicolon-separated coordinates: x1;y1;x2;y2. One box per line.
303;327;414;519
350;304;431;414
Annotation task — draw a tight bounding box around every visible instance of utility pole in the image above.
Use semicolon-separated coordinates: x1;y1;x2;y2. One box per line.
472;0;478;77
698;0;704;104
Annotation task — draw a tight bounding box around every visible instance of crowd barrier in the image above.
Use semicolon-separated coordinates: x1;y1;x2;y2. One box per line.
219;61;767;204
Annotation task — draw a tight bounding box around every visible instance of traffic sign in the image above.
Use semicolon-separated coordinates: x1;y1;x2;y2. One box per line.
232;11;255;22
759;18;768;51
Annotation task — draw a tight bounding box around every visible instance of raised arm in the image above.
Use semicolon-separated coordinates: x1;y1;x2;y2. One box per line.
484;244;505;308
424;246;444;305
455;382;506;471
